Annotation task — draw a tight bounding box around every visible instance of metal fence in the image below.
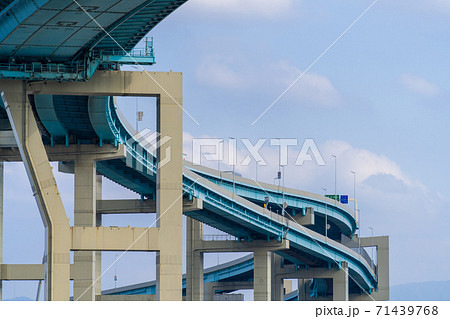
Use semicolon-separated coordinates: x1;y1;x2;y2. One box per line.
203;234;237;241
0;62;84;74
340;234;377;273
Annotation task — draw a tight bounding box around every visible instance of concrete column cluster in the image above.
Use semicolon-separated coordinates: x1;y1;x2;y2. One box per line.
2;81;71;300
186;218;204;301
155;90;183;301
0;71;387;302
0;71;184;300
253;249;272;301
185;226;291;301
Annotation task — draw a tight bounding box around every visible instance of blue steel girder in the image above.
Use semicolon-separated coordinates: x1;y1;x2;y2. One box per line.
97;159;156;198
190;168;357;237
284;231;376;291
83;0;187;53
0;0;187;80
106;255;255;296
183;175;287;242
0;0;187;62
31;92;378;292
122;96;374;290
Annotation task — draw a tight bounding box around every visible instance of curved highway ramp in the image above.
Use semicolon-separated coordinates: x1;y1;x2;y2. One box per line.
0;0;389;301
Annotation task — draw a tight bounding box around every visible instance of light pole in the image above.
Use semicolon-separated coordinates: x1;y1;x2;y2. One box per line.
357;209;361;254
322;187;328;239
229;137;236;199
350;171;356;215
282;165;285;217
136;97;138;133
232;162;235;199
369;227;374;269
218;140;223;184
350;170;359;246
332;154;337;205
276;138;281;189
114;253;118;290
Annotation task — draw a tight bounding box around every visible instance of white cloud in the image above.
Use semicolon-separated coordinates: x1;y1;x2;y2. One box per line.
190;0;294;19
183;132;450;284
274;61;342;108
418;0;450;12
320;140;415;188
182;133;415;192
400;74;440;96
196;56;248;89
393;0;450;15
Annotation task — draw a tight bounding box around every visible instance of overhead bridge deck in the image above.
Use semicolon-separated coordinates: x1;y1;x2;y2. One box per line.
17;92;376;294
0;0;387;301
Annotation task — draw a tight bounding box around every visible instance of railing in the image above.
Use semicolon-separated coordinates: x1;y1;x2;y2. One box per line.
100;48;155;58
0;62;85;75
94;37;155;59
340;234;376;273
203;234;237;241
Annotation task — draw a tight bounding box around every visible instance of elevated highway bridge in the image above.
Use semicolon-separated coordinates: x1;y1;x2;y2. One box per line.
0;0;388;301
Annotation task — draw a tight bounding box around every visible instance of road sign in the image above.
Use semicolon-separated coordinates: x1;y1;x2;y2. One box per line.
325;195;340;201
340;195;348;204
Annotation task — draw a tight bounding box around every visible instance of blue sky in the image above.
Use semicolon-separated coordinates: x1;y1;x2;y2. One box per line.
2;0;450;299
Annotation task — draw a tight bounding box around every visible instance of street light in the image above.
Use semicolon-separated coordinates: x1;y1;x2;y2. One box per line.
356;208;361;254
350;170;360;250
350;171;356;215
282;165;286;217
332;154;337;205
368;227;374;269
218;140;223;185
229;137;236;199
232;160;235;199
276;138;281;189
322;187;328;239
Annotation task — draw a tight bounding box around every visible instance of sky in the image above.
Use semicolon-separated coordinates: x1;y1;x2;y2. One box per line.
2;0;450;300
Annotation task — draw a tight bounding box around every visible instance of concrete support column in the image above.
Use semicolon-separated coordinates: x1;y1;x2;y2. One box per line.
373;237;389;300
0;161;3;301
186;217;204;301
95;174;102;297
297;279;307;301
253;249;271;301
155;83;183;301
203;282;215;301
333;262;349;301
73;157;97;301
271;254;284;301
2;82;71;300
350;236;389;301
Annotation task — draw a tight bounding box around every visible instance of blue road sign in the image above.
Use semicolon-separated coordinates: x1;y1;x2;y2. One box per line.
340;195;348;204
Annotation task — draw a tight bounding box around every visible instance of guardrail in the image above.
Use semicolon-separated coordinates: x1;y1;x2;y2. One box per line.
203;234;237;241
340;234;377;273
0;62;83;73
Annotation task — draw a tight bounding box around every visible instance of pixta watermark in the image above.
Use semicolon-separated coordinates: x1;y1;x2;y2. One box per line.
127;131;325;171
191;138;325;167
